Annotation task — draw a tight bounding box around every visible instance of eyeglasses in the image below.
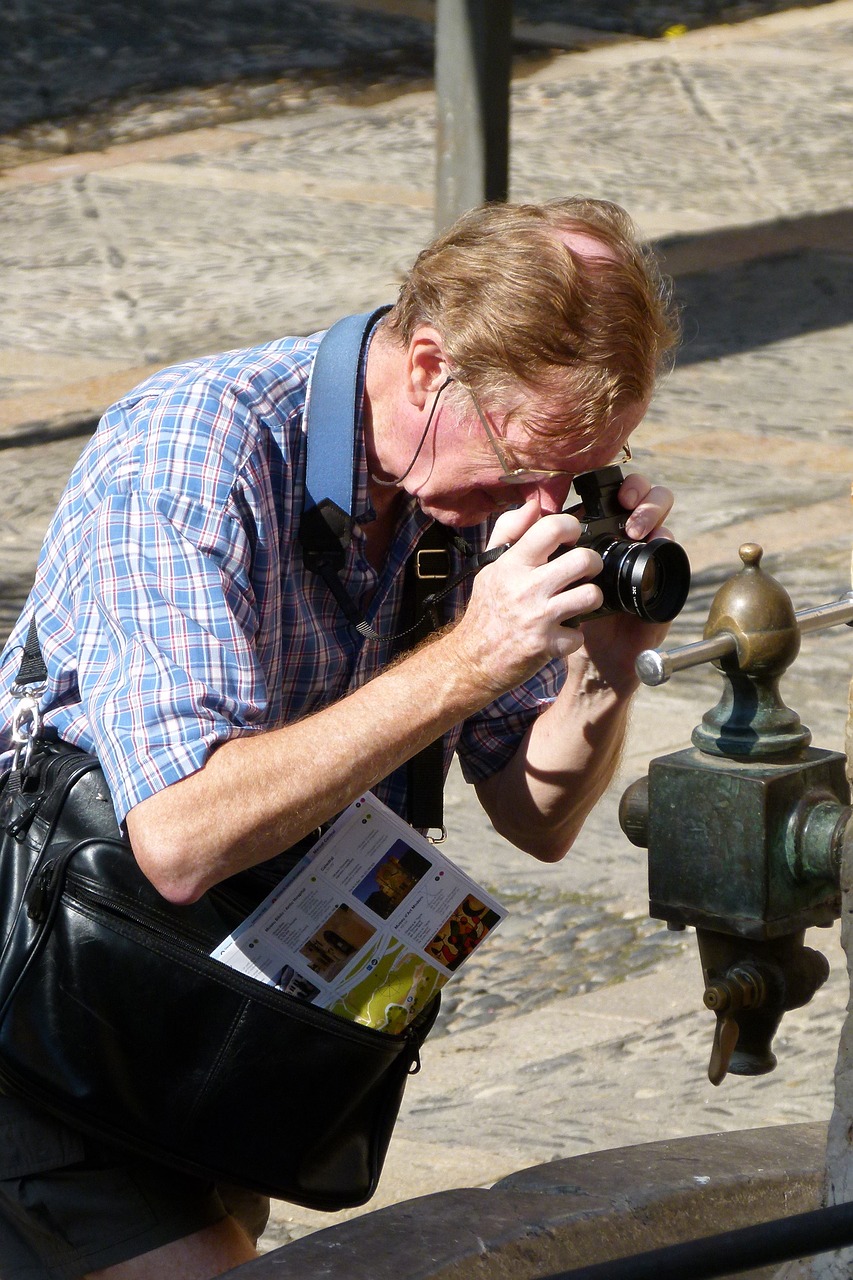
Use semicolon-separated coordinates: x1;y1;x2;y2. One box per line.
457;380;632;485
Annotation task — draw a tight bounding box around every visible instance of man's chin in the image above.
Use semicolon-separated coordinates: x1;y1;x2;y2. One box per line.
416;498;497;527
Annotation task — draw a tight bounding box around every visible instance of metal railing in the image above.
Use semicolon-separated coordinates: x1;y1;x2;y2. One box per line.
538;1199;853;1279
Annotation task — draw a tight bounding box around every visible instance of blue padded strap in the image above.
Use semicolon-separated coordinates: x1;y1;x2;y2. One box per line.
297;306;453;831
301;306;391;559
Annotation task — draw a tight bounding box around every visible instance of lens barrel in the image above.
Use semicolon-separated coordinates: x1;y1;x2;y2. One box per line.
597;536;690;623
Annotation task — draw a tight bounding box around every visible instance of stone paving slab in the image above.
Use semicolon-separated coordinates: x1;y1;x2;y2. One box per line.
0;1;851;1266
3;1;835;143
2;3;852;443
1;0;435;137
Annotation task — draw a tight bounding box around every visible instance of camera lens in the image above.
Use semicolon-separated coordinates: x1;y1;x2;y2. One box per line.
640;558;658;597
600;537;690;622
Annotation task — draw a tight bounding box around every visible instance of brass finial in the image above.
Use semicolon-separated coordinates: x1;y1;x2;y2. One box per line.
693;543;810;759
739;543;762;567
704;543;801;677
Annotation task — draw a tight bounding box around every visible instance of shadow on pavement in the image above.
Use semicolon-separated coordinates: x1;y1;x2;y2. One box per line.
2;0;839;136
655;209;853;362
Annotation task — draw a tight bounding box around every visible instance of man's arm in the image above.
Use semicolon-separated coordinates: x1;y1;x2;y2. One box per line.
125;511;601;903
127;478;673;902
474;478;675;862
126;623;506;903
473;628;642;863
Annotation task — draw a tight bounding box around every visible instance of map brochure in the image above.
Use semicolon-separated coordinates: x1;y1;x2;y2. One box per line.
210;791;506;1034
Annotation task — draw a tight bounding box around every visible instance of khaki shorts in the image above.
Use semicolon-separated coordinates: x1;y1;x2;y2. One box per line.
0;1094;269;1280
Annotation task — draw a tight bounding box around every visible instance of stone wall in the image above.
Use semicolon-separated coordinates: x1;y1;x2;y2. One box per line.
779;534;853;1280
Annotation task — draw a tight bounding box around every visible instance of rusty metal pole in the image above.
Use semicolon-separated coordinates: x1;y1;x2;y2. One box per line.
434;0;512;232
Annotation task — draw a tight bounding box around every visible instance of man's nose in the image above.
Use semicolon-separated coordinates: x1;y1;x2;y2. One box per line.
527;477;575;514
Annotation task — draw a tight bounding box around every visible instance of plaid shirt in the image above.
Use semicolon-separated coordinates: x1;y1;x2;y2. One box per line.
0;331;565;825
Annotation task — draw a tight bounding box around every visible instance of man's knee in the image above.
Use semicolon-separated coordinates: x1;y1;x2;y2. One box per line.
85;1215;259;1280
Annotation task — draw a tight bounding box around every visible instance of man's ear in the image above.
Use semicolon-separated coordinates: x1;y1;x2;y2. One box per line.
406;326;449;407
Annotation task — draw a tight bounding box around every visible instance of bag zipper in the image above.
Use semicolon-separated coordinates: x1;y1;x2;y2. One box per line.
26;859;55;920
56;869;418;1051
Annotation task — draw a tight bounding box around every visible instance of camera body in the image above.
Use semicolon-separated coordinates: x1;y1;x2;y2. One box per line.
563;465;690;624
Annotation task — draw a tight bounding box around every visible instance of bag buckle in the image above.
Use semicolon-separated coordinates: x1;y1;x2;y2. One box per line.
415;548;451;581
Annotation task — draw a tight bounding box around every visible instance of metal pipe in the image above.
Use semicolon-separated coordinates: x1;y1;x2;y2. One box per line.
435;0;512;230
637;591;853;686
534;1197;853;1280
795;592;853;635
635;633;734;686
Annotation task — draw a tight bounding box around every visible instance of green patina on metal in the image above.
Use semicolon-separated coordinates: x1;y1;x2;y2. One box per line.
621;544;852;1084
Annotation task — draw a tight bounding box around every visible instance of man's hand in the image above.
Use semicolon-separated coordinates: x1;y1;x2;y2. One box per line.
473;471;678;862
575;470;676;693
449;501;605;694
451;470;677;697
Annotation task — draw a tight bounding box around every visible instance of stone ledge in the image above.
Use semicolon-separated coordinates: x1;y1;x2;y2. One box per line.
225;1122;826;1279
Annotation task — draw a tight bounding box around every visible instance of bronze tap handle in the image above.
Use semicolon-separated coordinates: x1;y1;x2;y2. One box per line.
708;1014;740;1087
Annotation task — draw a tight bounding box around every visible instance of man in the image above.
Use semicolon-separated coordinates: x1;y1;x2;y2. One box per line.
0;197;679;1278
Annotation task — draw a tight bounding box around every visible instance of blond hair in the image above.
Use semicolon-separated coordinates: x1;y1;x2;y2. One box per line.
384;198;679;444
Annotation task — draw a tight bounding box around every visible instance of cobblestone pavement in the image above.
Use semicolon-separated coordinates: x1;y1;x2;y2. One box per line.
1;0;852;1260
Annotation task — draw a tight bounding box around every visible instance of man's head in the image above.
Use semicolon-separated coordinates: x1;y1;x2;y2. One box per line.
383;197;679;452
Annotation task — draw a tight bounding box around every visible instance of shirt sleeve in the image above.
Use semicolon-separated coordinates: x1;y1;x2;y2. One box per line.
73;379;282;824
77;483;269;823
455;658;567;784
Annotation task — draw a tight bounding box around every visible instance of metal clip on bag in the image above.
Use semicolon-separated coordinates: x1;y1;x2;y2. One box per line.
0;311;440;1210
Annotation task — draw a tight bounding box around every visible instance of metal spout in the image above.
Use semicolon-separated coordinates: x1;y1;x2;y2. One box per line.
697;928;830;1085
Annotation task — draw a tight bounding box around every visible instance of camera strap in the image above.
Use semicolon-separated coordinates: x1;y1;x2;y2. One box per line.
393;520;452;832
299;309;460;832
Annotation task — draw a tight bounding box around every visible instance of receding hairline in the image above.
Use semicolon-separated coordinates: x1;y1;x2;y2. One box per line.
383;198;680;440
552;227;621;265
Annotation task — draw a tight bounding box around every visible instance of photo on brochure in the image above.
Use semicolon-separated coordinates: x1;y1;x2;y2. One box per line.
351;840;432;921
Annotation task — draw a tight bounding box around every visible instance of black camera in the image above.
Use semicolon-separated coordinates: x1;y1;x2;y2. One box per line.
560;465;691;624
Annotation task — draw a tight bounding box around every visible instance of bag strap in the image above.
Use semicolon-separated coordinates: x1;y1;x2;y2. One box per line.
299;307;390;580
297;309;502;643
394;521;455;831
298;309;455;834
14;617;48;688
9;617;49;776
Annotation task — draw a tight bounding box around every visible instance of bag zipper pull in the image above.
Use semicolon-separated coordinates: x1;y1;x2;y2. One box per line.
5;797;42;840
27;860;55;922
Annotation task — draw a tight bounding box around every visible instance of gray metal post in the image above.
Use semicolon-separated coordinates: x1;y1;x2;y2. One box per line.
435;0;512;231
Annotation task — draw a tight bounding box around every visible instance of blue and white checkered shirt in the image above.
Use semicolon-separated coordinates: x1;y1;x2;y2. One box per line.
0;331;565;826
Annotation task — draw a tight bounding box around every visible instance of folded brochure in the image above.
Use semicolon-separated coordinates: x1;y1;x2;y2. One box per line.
211;791;505;1033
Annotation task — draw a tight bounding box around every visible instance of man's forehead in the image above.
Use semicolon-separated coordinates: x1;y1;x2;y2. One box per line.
503;394;646;460
553;228;619;264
